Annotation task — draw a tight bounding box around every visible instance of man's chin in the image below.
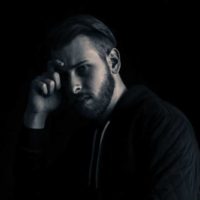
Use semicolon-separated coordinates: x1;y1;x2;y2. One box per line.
74;104;101;120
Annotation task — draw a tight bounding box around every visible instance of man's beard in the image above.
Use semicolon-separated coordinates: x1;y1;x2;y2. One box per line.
72;70;115;120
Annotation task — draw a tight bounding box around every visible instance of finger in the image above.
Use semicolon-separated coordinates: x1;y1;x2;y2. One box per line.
43;78;55;95
42;82;48;96
32;79;46;96
36;81;48;96
33;73;56;96
53;72;61;90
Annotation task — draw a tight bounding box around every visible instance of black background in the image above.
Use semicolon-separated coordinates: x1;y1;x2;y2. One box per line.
1;1;199;140
0;1;199;198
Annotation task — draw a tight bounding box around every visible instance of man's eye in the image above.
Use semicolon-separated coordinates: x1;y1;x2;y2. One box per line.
77;65;89;75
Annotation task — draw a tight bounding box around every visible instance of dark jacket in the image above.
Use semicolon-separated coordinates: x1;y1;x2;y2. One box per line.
14;85;200;200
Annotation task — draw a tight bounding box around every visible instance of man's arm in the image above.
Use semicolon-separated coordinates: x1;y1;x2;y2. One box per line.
146;105;200;200
14;126;46;199
14;71;62;199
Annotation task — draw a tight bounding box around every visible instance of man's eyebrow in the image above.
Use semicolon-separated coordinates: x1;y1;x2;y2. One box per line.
49;59;89;72
70;60;89;69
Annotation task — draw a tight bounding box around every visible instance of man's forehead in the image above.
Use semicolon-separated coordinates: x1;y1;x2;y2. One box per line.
52;35;98;56
49;49;102;71
49;49;87;71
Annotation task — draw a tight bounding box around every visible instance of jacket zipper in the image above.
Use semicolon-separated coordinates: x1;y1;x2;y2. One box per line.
88;121;111;188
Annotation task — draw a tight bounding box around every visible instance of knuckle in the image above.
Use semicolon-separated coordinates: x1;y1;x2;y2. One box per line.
50;80;55;86
41;82;46;88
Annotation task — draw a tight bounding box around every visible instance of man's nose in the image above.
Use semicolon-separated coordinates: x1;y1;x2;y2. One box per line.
73;84;81;94
69;74;82;94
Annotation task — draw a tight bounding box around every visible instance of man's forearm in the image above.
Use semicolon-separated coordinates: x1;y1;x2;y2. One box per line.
24;111;48;129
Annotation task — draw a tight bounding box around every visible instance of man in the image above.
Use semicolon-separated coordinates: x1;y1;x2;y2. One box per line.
15;15;200;199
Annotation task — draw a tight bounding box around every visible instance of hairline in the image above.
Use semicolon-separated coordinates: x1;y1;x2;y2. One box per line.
50;33;112;63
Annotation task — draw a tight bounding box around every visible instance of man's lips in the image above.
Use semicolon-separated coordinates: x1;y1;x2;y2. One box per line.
73;94;92;104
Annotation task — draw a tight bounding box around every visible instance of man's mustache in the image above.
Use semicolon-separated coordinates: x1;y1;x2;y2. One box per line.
71;93;93;104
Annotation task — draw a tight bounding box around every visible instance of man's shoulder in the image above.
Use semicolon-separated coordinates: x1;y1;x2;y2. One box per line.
113;84;193;133
110;85;198;156
114;84;172;117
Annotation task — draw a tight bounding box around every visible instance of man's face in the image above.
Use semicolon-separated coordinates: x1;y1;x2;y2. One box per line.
50;35;115;120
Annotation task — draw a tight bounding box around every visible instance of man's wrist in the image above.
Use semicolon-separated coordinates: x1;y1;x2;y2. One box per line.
24;111;48;129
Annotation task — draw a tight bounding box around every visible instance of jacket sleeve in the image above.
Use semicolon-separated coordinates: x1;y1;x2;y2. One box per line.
14;126;47;199
145;105;200;200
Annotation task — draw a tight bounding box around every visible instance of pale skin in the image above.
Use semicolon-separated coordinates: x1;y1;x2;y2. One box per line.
24;35;127;129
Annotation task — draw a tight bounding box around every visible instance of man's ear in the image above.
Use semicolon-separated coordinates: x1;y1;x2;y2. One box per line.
107;48;121;74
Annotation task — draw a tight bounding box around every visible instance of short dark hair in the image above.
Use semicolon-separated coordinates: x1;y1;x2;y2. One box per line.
46;15;117;59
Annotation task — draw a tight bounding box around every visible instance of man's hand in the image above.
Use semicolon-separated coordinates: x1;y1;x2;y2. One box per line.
24;72;61;129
